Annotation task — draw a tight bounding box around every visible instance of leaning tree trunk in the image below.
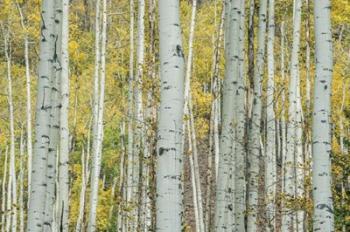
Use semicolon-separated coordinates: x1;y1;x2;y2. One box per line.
247;0;267;230
27;0;56;229
182;0;205;231
156;0;185;230
312;0;334;231
265;0;276;230
4;28;17;232
87;0;107;231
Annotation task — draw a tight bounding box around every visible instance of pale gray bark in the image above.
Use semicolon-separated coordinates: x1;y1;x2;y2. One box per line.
214;0;236;229
57;0;70;230
207;5;224;230
134;0;145;228
234;1;246;230
187;124;201;232
182;0;205;231
87;0;107;230
88;0;101;229
282;0;303;230
1;147;8;232
156;0;185;230
19;131;25;232
126;0;135;230
4;28;17;232
247;0;267;230
16;3;33;193
312;0;334;231
27;0;56;229
116;122;126;232
280;20;288;231
75;120;91;232
265;0;276;230
44;0;62;228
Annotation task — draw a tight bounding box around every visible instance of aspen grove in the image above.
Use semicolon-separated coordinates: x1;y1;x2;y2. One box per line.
1;0;350;231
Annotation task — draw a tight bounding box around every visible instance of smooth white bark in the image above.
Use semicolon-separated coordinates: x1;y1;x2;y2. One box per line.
282;0;303;230
247;0;267;230
1;147;8;232
312;0;334;231
16;3;33;193
57;0;70;230
156;0;185;230
265;0;277;230
87;0;107;230
27;0;56;229
4;28;17;232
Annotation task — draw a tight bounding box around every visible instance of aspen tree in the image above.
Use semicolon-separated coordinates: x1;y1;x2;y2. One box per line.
1;148;8;232
265;0;277;230
183;0;205;231
279;20;287;230
207;4;224;230
157;0;185;230
282;0;303;229
88;0;107;230
247;0;267;230
57;0;70;230
134;0;145;228
247;0;255;118
27;0;56;229
43;0;62;228
19;131;25;232
215;0;236;229
312;0;334;231
126;0;135;229
88;0;101;229
16;3;33;192
4;26;17;232
75;124;91;232
235;0;247;230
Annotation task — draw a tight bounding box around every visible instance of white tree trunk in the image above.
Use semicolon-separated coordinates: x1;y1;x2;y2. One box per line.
87;0;107;230
282;0;303;230
207;5;224;230
19;131;25;232
156;0;185;230
265;0;277;230
134;0;145;228
126;0;135;230
27;0;56;229
57;0;70;230
182;0;205;231
16;3;33;193
1;147;8;232
247;0;267;230
4;28;17;232
312;0;334;231
44;0;63;228
234;1;246;230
